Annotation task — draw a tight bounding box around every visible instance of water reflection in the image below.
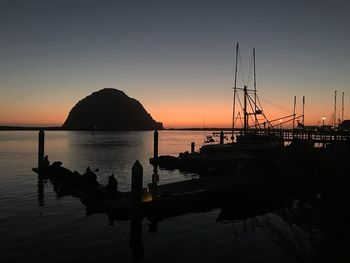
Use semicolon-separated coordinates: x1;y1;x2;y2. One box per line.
37;175;320;262
0;130;328;263
129;218;144;263
37;174;45;207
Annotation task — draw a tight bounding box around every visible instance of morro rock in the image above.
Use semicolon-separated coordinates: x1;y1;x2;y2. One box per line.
62;88;163;131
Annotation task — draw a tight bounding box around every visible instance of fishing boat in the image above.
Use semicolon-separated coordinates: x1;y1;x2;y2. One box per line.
197;44;285;159
153;44;303;173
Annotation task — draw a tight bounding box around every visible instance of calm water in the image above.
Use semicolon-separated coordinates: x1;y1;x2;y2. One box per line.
0;131;314;263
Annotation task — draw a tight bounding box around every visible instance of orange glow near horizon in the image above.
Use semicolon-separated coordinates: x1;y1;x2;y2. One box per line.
0;92;346;128
0;102;70;127
0;104;345;128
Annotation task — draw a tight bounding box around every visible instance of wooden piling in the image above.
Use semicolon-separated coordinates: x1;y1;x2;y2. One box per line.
131;160;143;213
220;131;224;144
38;130;45;169
153;130;158;164
191;142;195;153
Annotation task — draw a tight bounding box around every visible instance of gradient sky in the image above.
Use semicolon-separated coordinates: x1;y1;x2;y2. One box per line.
1;0;349;128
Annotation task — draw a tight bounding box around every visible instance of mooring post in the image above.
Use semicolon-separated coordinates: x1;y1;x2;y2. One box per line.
131;160;143;215
153;130;158;164
220;131;224;144
38;129;45;169
191;142;195;153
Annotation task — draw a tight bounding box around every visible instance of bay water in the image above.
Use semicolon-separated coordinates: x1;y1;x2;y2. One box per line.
0;131;314;262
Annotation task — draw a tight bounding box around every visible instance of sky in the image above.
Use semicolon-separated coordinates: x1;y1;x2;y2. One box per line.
0;0;349;128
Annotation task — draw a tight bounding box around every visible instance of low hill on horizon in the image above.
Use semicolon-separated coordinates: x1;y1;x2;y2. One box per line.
62;88;163;131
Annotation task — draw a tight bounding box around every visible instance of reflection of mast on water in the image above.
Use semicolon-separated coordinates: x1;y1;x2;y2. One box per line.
37;173;44;207
37;130;45;207
129;218;144;263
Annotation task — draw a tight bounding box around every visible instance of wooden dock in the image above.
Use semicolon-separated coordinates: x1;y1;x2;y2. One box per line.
213;128;350;145
33;130;349;223
34;159;295;222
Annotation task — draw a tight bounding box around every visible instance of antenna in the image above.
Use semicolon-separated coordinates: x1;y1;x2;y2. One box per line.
302;96;305;125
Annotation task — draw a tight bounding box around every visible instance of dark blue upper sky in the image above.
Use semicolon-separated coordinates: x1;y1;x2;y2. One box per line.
1;0;349;126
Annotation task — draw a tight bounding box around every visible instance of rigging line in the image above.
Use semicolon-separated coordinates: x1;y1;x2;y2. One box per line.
256;96;273;128
262;112;273;128
233;111;240;127
238;49;245;86
233;112;241;127
259;95;292;113
236;96;249;129
269;114;295;123
245;89;263;112
232;43;239;136
246;53;254;87
232;89;236;131
236;93;244;113
260;97;292;113
259;96;293;114
239;112;244;127
247;95;257;126
238;112;244;127
256;96;264;112
236;94;245;128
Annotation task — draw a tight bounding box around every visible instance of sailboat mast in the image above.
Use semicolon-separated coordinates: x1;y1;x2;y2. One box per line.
293;96;296;130
334;90;337;127
244;85;248;133
302;96;305;125
232;43;239;141
253;48;257;127
342;91;344;123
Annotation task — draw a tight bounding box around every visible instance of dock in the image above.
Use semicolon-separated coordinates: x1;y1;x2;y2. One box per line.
213;127;350;144
34;161;288;222
33;129;349;223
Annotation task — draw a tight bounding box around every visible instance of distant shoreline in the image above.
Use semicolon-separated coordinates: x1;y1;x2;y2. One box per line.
0;126;232;131
0;126;62;131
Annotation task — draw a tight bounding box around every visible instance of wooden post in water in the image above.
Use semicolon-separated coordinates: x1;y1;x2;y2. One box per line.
191;142;195;153
131;160;143;215
38;130;45;169
153;130;158;164
220;131;224;145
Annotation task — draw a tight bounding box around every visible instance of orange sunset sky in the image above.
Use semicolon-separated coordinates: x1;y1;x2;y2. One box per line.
0;1;349;128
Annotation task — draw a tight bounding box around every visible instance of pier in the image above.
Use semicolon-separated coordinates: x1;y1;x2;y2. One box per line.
34;155;286;221
33;129;349;222
31;130;301;222
213;127;350;145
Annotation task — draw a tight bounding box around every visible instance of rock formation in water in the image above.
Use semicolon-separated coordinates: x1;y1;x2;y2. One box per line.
62;88;163;130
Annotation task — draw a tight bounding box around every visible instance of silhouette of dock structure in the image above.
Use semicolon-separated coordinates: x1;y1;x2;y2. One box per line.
35;159;282;221
213;128;350;145
33;130;349;262
34;129;349;223
33;130;293;222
